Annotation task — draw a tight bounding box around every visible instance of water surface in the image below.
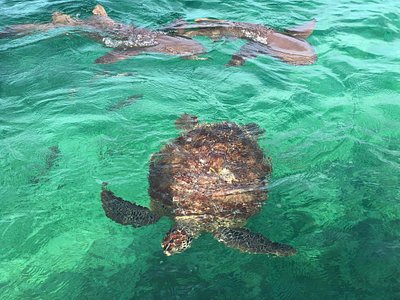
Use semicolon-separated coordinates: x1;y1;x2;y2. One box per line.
1;0;399;298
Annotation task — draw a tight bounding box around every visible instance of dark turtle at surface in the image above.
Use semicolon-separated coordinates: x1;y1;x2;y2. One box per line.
101;114;296;256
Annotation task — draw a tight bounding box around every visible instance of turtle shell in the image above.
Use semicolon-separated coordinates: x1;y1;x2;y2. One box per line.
148;121;271;230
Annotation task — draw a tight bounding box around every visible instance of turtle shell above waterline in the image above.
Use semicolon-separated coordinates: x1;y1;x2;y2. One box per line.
148;121;272;230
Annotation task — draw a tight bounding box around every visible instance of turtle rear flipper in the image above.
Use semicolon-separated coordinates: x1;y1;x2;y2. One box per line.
101;184;159;227
214;227;296;256
175;114;199;131
243;122;265;138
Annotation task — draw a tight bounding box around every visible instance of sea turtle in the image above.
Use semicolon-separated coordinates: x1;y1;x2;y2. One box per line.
101;114;296;256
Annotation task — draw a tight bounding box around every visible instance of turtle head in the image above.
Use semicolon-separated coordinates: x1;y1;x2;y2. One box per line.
162;225;197;256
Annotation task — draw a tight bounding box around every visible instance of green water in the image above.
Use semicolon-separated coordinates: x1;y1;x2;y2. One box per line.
1;0;399;299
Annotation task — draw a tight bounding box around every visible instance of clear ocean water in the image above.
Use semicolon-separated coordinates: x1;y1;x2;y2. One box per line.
1;0;399;299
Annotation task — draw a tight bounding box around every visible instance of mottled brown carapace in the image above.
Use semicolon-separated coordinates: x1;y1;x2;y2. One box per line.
149;121;271;232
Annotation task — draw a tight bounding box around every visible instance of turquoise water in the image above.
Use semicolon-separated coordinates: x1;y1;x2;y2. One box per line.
1;0;399;298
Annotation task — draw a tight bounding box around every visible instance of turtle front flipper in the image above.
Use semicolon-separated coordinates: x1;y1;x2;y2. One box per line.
214;227;296;256
162;224;199;256
101;184;159;227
